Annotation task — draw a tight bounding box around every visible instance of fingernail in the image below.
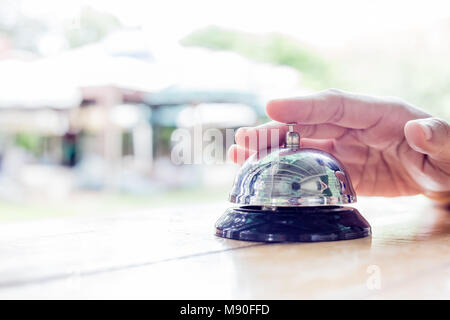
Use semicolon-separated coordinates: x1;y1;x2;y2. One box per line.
419;122;433;140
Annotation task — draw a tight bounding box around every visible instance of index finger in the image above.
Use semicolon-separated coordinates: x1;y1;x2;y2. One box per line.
267;89;392;129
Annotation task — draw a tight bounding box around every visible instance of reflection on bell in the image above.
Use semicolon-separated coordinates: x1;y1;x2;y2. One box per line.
215;123;371;242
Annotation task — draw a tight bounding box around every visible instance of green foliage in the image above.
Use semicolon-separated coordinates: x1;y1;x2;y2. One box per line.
15;133;41;154
64;6;121;48
182;25;450;120
181;26;333;88
157;126;176;155
334;41;450;121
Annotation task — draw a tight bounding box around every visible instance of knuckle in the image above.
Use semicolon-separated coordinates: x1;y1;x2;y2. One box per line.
322;89;346;123
323;88;345;98
430;117;450;136
385;97;422;115
388;96;409;109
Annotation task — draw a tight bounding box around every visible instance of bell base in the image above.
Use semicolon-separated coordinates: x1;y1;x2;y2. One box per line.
215;205;371;242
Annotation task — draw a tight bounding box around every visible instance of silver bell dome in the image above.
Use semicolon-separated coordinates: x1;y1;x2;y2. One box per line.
229;125;356;207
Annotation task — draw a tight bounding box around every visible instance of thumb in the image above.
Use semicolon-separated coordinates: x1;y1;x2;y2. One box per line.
404;117;450;162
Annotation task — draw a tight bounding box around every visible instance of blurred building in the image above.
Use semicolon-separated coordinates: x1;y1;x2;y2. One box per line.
0;30;306;199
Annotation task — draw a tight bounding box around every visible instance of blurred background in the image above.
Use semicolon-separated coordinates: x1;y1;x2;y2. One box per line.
0;0;449;221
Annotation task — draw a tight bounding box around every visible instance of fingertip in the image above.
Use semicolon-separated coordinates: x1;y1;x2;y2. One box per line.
266;96;313;123
235;126;249;138
404;120;431;153
234;127;245;146
266;99;286;122
235;126;259;150
227;144;238;163
406;117;450;161
227;144;255;165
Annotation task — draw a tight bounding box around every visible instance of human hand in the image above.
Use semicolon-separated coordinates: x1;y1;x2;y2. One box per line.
229;89;450;199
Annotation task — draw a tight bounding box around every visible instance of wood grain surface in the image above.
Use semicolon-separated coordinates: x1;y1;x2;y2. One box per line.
0;195;448;299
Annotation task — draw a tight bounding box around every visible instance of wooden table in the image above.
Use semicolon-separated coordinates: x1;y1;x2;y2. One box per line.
0;195;448;299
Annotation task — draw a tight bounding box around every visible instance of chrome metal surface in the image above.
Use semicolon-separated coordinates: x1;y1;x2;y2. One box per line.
285;123;300;149
229;147;357;207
